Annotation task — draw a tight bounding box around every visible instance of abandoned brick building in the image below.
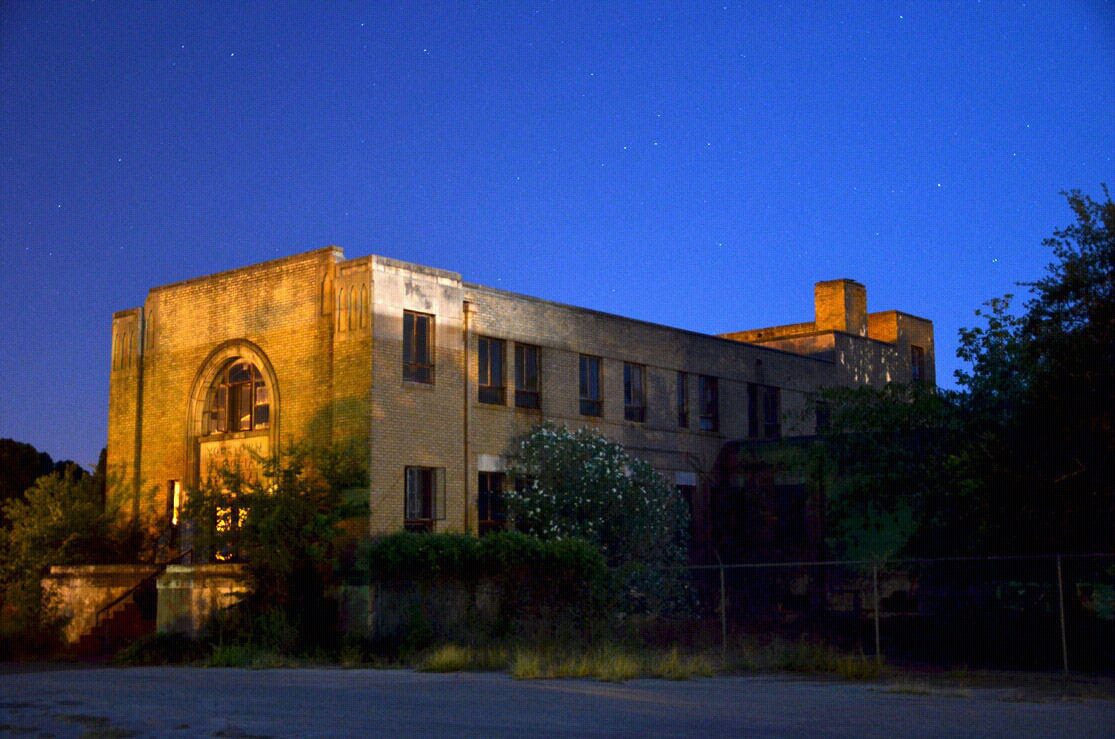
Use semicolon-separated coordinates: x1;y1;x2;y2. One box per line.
105;247;934;553
46;247;934;647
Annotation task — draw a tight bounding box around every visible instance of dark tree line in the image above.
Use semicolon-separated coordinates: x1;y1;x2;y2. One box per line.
818;186;1115;559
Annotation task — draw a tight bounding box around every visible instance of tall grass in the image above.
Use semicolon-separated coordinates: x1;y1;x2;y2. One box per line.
419;644;509;672
724;638;881;681
507;645;715;682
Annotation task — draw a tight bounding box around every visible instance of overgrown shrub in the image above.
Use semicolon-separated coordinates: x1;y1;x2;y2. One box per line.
0;468;123;656
504;423;691;614
113;632;209;665
183;440;367;654
352;531;608;648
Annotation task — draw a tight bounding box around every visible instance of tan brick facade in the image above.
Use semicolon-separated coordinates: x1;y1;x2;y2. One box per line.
107;251;934;545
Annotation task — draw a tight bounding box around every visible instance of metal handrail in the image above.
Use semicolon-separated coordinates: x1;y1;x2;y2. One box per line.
93;548;193;633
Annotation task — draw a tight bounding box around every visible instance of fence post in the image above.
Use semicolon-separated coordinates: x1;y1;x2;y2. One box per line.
872;562;881;664
1056;554;1068;675
719;559;727;666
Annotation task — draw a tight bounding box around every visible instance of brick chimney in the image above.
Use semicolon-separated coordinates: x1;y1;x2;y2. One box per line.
814;279;867;336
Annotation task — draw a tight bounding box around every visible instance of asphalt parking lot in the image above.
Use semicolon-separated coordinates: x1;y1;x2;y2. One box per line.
2;666;1114;737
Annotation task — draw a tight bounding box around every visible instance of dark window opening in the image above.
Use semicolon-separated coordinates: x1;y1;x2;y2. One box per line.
405;466;445;532
403;310;435;383
624;362;646;422
763;385;781;439
477;471;507;535
515;343;541;409
815;400;831;435
579;355;602;416
911;345;926;384
699;375;719;432
748;383;781;439
775;484;807;549
677;371;689;428
478;336;506;404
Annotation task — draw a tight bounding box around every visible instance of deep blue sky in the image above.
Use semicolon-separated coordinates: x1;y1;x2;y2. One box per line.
2;2;1112;468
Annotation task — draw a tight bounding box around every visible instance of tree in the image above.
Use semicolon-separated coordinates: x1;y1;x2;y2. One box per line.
956;186;1115;553
0;438;56;522
808;383;967;561
183;441;367;651
0;468;118;651
503;423;690;612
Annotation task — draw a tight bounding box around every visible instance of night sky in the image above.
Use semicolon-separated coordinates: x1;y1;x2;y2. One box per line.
2;2;1112;468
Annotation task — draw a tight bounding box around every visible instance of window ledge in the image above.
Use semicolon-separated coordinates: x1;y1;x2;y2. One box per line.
199;429;271;443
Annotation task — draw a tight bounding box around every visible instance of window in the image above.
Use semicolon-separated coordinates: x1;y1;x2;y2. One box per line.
405;466;445;532
775;484;807;549
515;343;541;409
911;345;926;384
815;400;831;435
403;311;435;383
676;371;689;428
579;355;602;416
748;383;781;439
205;360;270;434
168;480;182;527
763;385;781;439
698;375;718;432
477;472;507;535
623;362;646;422
478;336;505;404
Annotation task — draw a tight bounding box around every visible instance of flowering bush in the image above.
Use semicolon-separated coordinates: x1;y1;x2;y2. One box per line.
504;423;690;613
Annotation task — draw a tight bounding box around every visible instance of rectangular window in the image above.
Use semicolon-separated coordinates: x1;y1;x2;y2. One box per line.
699;375;719;432
814;400;830;435
775;483;807;548
676;371;689;428
623;362;646;422
514;343;541;409
748;383;781;439
579;355;602;416
168;480;181;527
477;472;507;535
911;345;926;384
404;466;445;532
763;385;781;439
403;311;435;383
478;336;505;404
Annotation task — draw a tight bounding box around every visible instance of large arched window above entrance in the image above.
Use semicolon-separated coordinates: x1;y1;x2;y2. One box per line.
205;360;271;434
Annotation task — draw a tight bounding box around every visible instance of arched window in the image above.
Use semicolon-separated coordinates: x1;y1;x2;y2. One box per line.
204;360;271;434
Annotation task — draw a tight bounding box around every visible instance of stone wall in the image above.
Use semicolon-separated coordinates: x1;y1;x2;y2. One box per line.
156;564;249;636
41;565;159;643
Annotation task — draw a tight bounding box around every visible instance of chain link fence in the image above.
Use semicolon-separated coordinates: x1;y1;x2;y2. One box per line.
686;554;1115;672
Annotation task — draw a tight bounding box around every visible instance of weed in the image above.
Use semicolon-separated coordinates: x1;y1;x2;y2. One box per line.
649;648;716;680
206;644;288;668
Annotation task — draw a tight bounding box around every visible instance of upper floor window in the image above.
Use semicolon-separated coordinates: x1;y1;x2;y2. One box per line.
405;466;445;532
579;355;602;416
748;383;781;439
699;375;719;432
478;336;505;404
515;343;541;409
676;371;689;428
403;311;435;383
911;345;926;384
624;362;646;422
205;360;270;434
